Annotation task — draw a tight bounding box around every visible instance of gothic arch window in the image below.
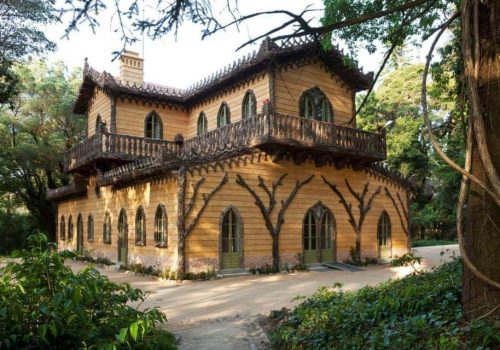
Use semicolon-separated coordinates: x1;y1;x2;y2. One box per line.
217;102;231;128
242;90;257;119
135;206;146;246
59;215;66;241
95;114;102;132
154;204;167;247
87;213;94;242
220;206;243;269
67;215;74;242
197;112;207;135
377;211;392;259
144;111;163;139
299;87;334;123
103;212;112;244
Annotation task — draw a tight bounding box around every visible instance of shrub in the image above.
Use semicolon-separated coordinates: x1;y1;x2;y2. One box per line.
74;250;115;266
0;234;176;349
343;247;378;266
412;239;457;247
269;258;500;350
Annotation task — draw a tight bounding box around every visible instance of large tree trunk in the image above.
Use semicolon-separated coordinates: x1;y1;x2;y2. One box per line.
177;167;187;280
272;233;280;271
462;0;500;319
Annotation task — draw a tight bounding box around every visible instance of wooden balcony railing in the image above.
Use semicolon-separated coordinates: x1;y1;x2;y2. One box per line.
64;113;386;175
180;113;386;163
64;131;179;172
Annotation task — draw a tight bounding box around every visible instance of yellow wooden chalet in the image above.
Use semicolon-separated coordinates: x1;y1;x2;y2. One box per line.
49;38;411;275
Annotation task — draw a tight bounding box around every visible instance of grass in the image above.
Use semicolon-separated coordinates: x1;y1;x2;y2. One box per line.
412;239;458;247
268;258;500;350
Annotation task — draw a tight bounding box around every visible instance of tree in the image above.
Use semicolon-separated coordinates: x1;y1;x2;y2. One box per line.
0;61;85;241
0;0;56;104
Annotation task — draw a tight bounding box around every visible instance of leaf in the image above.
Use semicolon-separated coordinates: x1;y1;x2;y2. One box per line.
129;322;138;342
117;327;128;343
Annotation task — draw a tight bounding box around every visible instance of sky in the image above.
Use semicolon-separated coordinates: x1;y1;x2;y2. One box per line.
44;1;429;89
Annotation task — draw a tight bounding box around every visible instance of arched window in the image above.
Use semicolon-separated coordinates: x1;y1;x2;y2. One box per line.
299;87;334;123
67;215;74;242
197;112;207;135
95;114;102;132
303;202;336;263
217;102;231;128
242;90;257;119
144;111;163;139
135;206;146;246
103;212;112;244
117;209;128;264
87;214;94;242
378;211;392;259
59;215;66;241
154;204;167;247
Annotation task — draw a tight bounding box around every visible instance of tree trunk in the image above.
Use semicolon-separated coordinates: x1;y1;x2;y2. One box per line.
272;233;280;271
462;0;500;319
177;167;187;279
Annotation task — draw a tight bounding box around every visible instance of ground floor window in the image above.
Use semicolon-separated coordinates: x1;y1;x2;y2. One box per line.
154;204;167;247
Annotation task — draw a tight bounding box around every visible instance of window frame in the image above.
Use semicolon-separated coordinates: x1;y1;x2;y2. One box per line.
217;102;231;128
67;215;74;242
135;206;146;246
154;204;168;248
103;212;112;244
242;90;257;119
87;213;94;242
299;87;334;123
59;215;66;241
144;111;163;140
197;112;208;135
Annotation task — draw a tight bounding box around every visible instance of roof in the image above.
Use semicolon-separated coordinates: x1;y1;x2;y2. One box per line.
73;37;373;114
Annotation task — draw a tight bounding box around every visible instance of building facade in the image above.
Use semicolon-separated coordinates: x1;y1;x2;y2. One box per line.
49;38;411;274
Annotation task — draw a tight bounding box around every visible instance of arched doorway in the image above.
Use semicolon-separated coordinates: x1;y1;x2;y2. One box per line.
76;214;84;254
303;203;336;264
220;206;242;269
117;209;128;264
378;211;392;260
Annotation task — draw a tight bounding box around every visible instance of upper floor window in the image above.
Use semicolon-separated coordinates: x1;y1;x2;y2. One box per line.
144;111;163;139
154;204;167;247
217;102;231;128
135;206;146;246
197;112;207;135
299;87;333;123
103;212;112;244
87;213;94;242
242;90;256;119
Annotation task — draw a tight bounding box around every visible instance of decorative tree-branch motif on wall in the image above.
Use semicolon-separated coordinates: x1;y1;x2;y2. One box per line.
384;187;410;248
177;166;228;278
236;173;314;270
322;176;381;256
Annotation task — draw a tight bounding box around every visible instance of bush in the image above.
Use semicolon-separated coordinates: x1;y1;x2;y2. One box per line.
74;250;115;266
343;247;379;266
412;239;457;247
269;258;500;350
0;234;176;349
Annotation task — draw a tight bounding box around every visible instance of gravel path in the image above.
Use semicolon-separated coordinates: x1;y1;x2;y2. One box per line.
69;245;459;350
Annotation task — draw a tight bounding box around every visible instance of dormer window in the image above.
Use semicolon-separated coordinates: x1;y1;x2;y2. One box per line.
242;90;256;119
197;112;207;135
217;103;231;128
145;111;163;139
299;87;333;123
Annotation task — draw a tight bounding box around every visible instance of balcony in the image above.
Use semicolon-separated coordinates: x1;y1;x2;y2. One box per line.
64;113;386;177
64;132;179;172
180;113;386;166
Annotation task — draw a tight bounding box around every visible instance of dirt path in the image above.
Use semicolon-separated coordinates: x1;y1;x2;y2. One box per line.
69;245;459;350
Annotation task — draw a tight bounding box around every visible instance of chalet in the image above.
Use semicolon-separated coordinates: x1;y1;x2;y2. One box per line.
48;38;411;275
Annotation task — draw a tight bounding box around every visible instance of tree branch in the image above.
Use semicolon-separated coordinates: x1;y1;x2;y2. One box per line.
385;187;409;237
275;175;314;233
185;176;206;218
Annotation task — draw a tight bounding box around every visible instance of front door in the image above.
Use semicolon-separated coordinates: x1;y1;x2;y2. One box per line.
303;203;336;264
378;212;392;260
118;210;128;265
221;208;241;269
76;215;84;255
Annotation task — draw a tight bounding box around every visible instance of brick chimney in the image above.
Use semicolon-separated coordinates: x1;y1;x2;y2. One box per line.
119;50;144;86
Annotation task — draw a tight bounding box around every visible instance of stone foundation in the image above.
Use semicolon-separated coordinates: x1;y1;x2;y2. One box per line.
128;253;175;271
186;257;219;273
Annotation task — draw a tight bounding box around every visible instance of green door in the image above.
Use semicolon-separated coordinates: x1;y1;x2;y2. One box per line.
221;208;241;269
303;204;336;264
320;213;335;262
303;212;319;264
118;210;128;265
378;212;392;260
76;214;84;255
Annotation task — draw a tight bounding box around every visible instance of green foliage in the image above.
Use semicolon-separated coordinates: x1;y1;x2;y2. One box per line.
269;259;500;350
391;250;423;274
74;250;115;266
0;196;37;254
343;246;378;266
0;61;85;237
412;239;458;247
0;234;176;349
